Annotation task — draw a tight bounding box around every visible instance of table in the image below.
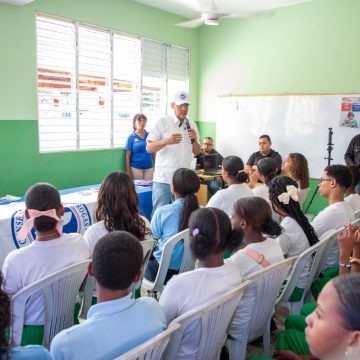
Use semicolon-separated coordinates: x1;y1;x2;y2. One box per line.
0;184;152;267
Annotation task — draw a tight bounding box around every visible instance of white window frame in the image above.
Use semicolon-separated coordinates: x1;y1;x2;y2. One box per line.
36;13;190;153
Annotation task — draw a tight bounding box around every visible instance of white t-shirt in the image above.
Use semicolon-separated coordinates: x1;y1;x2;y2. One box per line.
311;201;354;270
83;217;152;254
277;216;310;288
206;183;254;217
159;262;242;360
229;237;284;277
147;115;199;184
2;233;90;325
345;193;360;212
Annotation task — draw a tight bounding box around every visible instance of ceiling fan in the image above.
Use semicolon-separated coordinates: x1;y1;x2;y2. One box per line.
175;0;275;28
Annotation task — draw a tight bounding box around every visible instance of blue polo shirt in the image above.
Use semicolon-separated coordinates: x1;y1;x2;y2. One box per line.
151;198;184;270
125;131;153;170
7;346;52;360
50;294;166;360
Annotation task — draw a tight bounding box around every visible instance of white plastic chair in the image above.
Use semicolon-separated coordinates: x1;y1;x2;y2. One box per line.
10;259;90;348
354;208;360;220
142;229;195;294
227;257;296;358
115;322;181;360
164;280;252;360
80;239;157;319
298;187;311;208
314;227;343;278
276;240;329;314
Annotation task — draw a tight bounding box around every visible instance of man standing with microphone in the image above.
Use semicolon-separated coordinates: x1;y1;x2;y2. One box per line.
146;91;201;215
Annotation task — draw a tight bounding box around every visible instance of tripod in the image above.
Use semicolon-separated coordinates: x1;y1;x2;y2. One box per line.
304;127;334;214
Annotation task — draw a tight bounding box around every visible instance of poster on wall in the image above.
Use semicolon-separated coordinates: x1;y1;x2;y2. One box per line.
339;97;360;130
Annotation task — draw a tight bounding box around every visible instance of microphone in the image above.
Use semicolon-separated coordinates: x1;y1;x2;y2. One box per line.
185;118;195;144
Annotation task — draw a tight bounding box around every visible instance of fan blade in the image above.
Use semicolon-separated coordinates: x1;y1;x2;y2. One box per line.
223;9;276;19
175;17;204;28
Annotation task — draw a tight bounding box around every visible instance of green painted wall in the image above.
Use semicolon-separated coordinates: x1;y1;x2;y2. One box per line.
196;0;360;214
0;0;199;195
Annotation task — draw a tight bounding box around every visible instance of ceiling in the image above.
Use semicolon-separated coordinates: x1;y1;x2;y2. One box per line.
133;0;313;19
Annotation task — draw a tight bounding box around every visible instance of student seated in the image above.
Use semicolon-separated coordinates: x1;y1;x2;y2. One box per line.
84;171;152;254
50;231;167;360
281;153;309;190
345;164;360;212
159;207;244;360
268;176;319;301
311;165;354;271
206;156;253;217
0;271;52;360
229;196;284;277
2;183;90;345
145;168;200;284
247;273;360;360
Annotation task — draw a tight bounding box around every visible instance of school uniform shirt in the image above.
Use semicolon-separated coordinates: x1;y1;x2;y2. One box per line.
50;294;167;360
345;193;360;212
7;346;52;360
84;217;152;254
159;262;242;360
206;183;254;217
277;216;310;288
229;237;284;277
147;115;199;184
151;198;184;270
2;233;90;325
311;201;354;270
125;130;153;170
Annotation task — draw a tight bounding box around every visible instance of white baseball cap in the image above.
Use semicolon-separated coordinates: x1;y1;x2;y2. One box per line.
172;91;191;105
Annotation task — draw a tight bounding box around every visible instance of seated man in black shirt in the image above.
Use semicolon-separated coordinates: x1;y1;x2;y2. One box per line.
245;134;282;175
196;137;223;195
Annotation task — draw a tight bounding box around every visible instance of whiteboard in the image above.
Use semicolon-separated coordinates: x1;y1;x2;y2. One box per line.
216;95;360;178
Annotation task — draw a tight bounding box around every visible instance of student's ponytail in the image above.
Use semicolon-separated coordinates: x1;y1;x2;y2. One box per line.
172;168;200;232
223;156;248;184
261;218;283;238
189;207;244;260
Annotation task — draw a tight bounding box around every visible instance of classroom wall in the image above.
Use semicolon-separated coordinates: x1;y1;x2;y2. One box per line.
0;0;199;195
197;0;360;214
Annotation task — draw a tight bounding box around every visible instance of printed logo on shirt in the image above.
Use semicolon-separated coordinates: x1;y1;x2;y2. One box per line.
10;203;92;249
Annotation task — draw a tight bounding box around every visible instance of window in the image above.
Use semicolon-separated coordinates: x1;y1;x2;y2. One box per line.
36;14;190;153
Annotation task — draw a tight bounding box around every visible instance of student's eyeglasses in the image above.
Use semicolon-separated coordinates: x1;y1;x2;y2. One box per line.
319;177;333;183
203;142;212;146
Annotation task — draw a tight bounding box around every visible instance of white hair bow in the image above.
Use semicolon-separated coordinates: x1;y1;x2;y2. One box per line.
277;185;299;205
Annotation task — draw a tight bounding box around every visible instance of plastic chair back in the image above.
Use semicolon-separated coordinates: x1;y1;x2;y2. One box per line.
354;208;360;220
164;280;252;360
228;257;296;357
142;229;195;293
11;259;90;348
276;240;328;313
314;227;343;277
115;322;181;360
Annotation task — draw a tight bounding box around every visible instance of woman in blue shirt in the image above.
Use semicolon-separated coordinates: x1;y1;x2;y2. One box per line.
125;114;154;179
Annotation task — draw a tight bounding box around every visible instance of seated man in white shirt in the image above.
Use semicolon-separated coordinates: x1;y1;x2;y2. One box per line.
51;231;167;360
311;164;354;271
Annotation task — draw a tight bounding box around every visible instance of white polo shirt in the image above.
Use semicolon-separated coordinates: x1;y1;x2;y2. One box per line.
147;115;199;184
